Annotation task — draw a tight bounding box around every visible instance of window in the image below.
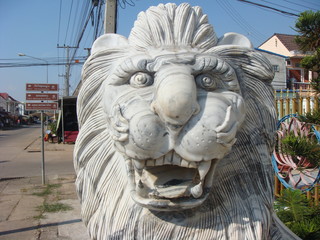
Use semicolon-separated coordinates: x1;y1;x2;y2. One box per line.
286;60;291;66
273;65;280;72
275;39;278;47
295;63;300;67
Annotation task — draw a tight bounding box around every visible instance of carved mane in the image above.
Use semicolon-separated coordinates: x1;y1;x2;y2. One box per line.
74;3;299;239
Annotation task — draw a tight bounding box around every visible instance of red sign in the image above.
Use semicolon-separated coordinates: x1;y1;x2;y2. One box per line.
26;83;58;91
26;93;58;101
25;102;58;110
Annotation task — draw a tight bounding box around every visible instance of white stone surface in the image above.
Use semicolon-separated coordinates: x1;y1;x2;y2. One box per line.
74;3;300;240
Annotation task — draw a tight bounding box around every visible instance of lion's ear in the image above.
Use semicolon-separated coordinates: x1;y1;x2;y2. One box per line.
217;32;253;49
91;33;129;54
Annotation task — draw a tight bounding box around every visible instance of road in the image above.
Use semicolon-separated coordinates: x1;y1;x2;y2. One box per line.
0;125;75;179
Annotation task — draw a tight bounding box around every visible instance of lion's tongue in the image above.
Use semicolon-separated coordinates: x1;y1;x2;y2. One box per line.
141;166;199;198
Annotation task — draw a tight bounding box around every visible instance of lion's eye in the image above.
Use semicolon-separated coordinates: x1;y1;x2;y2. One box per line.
130;72;153;88
196;74;216;90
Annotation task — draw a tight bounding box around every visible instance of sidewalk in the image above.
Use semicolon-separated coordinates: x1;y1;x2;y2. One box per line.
0;136;90;240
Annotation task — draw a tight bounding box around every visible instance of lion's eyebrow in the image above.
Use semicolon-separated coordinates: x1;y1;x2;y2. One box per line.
109;56;152;85
193;55;237;82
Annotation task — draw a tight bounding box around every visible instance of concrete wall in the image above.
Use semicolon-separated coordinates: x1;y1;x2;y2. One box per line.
258;50;287;90
259;36;293;57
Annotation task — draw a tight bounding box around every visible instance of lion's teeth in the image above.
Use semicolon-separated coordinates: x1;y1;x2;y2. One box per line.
188;161;197;168
198;161;211;180
164;152;173;165
146;159;155;166
180;159;189;168
155;157;164;166
172;152;181;166
190;183;203;198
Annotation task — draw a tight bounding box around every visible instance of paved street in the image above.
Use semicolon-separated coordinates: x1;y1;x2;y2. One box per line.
0;125;75;179
0;125;89;239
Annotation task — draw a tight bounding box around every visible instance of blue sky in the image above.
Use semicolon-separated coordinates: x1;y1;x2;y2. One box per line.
0;0;319;102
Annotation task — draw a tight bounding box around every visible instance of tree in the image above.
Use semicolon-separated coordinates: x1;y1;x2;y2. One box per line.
294;10;320;93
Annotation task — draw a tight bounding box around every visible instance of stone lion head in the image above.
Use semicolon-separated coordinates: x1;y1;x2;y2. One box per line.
74;3;299;239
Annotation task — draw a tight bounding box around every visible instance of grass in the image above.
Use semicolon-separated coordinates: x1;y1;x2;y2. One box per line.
32;183;62;197
37;202;73;213
32;182;72;219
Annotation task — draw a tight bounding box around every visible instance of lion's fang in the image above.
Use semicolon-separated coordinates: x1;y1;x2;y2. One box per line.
190;182;203;198
198;161;211;181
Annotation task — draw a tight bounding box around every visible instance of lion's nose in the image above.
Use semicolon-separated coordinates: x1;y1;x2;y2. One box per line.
151;66;200;128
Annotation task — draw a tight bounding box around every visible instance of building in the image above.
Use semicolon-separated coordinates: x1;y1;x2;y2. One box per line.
0;93;23;127
256;48;287;90
258;33;315;89
0;93;21;115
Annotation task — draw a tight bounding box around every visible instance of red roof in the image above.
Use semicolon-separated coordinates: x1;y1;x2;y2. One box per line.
0;93;18;102
274;33;300;51
258;33;301;52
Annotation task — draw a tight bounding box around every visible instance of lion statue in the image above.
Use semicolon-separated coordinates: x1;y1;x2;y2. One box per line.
74;3;299;240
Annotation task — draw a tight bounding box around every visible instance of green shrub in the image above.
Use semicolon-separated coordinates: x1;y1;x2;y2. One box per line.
274;189;320;239
281;133;320;167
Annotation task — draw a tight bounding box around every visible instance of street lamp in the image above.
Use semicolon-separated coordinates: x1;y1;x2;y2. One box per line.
18;53;49;83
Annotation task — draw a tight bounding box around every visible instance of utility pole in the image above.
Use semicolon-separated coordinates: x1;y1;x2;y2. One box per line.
104;0;117;33
57;45;78;97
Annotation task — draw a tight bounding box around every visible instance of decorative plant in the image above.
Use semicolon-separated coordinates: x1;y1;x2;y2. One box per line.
298;109;320;126
48;121;57;135
274;188;320;239
274;117;319;189
281;132;320;167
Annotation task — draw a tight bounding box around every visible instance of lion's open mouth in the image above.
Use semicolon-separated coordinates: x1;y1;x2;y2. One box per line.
126;151;218;211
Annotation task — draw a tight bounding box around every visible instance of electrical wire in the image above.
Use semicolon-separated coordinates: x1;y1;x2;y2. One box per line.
69;5;95;63
64;0;74;44
281;0;318;12
303;0;320;8
217;0;267;43
69;0;81;47
0;62;85;68
237;0;299;17
118;0;135;9
57;0;62;45
260;0;300;13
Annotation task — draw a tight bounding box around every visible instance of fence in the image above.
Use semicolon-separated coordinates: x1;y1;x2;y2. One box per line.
275;88;319;119
274;176;319;206
274;88;319;206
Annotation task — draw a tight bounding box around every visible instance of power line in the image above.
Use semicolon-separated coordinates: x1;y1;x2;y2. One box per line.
0;62;85;68
217;0;267;43
282;0;319;11
69;0;81;47
237;0;299;17
260;0;300;13
118;0;135;9
69;5;95;63
57;0;62;45
64;0;74;44
303;0;320;8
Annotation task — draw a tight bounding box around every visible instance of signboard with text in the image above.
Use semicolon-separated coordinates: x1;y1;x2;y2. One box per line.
26;93;58;101
25;102;58;110
26;83;59;91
